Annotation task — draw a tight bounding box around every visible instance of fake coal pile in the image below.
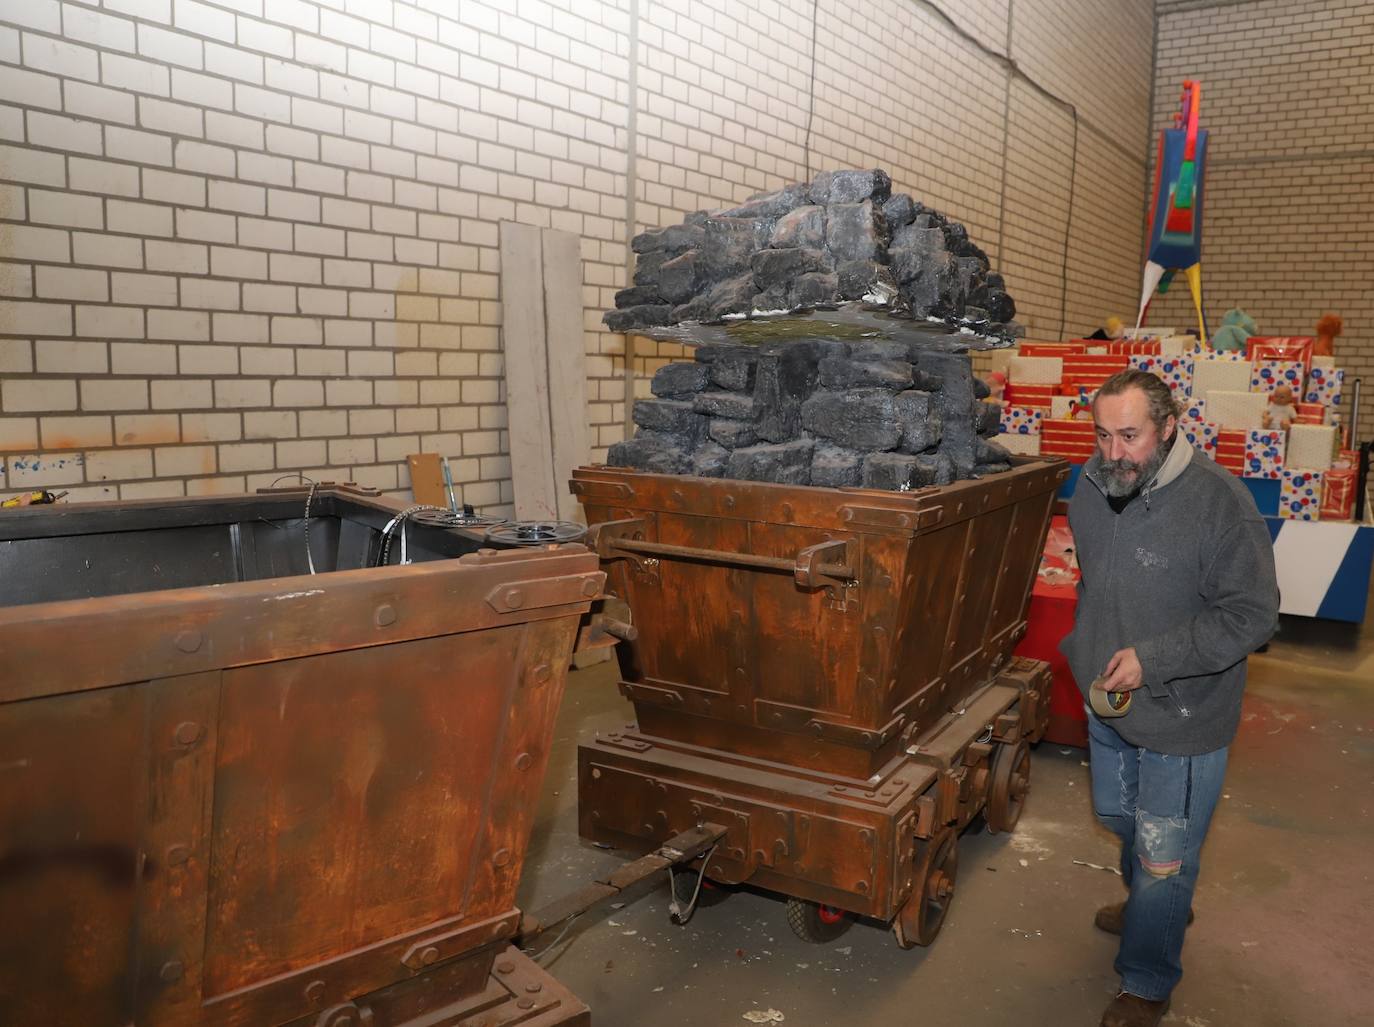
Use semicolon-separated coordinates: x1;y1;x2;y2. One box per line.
608;340;1012;489
605;168;1018;333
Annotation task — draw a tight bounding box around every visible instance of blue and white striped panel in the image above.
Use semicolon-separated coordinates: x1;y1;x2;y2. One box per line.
1266;518;1374;623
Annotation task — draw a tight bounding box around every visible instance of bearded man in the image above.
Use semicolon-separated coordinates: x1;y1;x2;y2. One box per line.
1060;369;1278;1027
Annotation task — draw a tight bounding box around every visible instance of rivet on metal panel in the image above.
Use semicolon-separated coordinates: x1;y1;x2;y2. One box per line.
898;513;911;528
305;981;326;1004
418;946;439;966
478;548;498;556
861;732;873;744
503;588;525;609
515;753;534;771
525;982;543;993
159;961;184;983
956;502;965;515
724;494;736;510
671;489;685;503
493;849;511;867
174;630;202;653
591;768;602;779
173;721;202;747
581;578;600;597
497;960;516;975
374;604;397;627
753;849;767;862
730;847;745;861
165;844;190;867
841;507;854;522
856;880;869;893
532;663;552;685
517;998;536;1011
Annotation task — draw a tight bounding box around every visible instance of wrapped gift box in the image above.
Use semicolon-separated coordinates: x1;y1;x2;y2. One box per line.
1248;337;1314;374
1320;468;1357;521
1021;341;1088;356
996;431;1042;456
1206;390;1268;429
1182;397;1207;422
1129;354;1194;399
1303;364;1343;407
1181;419;1218;459
1294;401;1327;425
1106;339;1163;356
1191;346;1247;361
1250;358;1305;396
1001;405;1044;435
1243;429;1286;479
1280;468;1324;520
1005;382;1055;408
1124;327;1172;340
1215;428;1246;475
1041;419;1097;462
1287;423;1337;470
1009;355;1064;385
1192;357;1252;406
1062;353;1129;388
1050;395;1075;419
1161;335;1196;355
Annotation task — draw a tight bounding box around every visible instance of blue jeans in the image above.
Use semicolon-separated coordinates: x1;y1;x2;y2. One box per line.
1087;709;1229;1001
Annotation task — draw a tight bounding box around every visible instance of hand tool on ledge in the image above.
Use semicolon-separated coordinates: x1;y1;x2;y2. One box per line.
2;490;68;508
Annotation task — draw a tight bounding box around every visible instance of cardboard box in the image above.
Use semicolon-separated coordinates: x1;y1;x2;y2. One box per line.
1001;405;1044;435
1206;390;1267;429
1250;358;1305;397
1181;419;1218;459
1280;468;1324;521
1009;355;1064;385
1287;423;1338;470
1243;429;1286;479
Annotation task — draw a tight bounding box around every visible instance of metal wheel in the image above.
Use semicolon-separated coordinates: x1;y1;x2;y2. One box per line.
986;739;1031;834
785;898;854;943
483;521;587;546
893;827;958;949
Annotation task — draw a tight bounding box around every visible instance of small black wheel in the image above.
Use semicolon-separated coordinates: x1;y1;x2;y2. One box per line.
785;897;854;943
671;867;733;909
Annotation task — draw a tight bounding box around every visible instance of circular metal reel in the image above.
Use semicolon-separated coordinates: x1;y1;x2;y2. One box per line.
986;739;1031;834
409;509;507;529
484;520;588;546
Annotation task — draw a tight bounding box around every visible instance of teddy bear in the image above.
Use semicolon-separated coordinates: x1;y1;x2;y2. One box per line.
1312;313;1342;357
1210;307;1257;352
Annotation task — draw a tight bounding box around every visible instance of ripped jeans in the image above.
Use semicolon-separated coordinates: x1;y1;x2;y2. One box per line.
1087;710;1229;1001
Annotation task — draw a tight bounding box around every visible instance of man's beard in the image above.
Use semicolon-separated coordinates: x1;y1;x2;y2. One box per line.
1100;432;1173;498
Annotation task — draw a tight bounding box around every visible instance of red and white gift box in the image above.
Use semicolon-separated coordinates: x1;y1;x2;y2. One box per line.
1040;419;1097;462
1250;359;1305;396
1247;337;1314;375
1214;428;1246;475
1243;429;1286;479
1279;468;1324;521
1320;468;1357;521
1181;419;1218;459
1106;339;1163;356
1021;341;1088;357
1000;405;1044;435
1004;382;1055;408
1304;364;1343;407
1294;402;1327;425
1062;353;1130;389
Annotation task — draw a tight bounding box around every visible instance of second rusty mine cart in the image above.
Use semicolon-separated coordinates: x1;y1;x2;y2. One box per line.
571;456;1068;946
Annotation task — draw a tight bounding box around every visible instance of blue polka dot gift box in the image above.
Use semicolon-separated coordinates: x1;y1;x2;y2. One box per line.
1243;428;1285;479
999;405;1043;435
1279;468;1325;521
1250;359;1304;396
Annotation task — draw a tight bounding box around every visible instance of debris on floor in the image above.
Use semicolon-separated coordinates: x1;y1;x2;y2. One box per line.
742;1010;785;1024
1072;859;1123;875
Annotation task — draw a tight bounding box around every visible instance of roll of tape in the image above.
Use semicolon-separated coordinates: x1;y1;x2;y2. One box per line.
1089;682;1132;718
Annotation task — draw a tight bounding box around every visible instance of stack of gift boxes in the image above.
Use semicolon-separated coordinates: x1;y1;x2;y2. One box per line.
997;334;1355;521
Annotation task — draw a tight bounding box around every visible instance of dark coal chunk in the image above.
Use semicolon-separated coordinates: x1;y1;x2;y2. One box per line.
693;390;755;419
702;217;758;279
615;284;661;307
825;201;887;263
881;193;916;227
789;271;839;308
889;224;947;284
801;388;902;451
893;389;942;453
810;443;864;487
806;170;835;206
694;343;750;362
849;340;914;362
976;438;1013;464
837;260;894;300
828;169;891;204
651;361;710;398
974;462;1012;475
658;250;701;304
985;290;1015;322
631;223;704;254
632;398;708;439
861;452;942;491
753;345;821;443
916;350;978;478
956;255;984;299
759;338;850;361
692;440;731;477
973;400;1002;437
752;247;830;291
704;273;756;319
769;204;825;249
752;284;790;312
607;431;691;474
604;304;673;332
725;438;814;485
633;249;669;285
972;376;991;399
708;418;758;448
818;355;913;390
719;184;808;219
670;295;712;322
631;229;663;254
710;352;757;391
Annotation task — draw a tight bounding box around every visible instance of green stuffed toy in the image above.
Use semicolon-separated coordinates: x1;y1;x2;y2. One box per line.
1210;308;1256;352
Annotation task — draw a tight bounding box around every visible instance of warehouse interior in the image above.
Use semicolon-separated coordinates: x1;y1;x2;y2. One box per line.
1;1;1371;1026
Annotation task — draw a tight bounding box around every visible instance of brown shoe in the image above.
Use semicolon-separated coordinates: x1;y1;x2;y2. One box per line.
1100;991;1170;1027
1094;901;1194;935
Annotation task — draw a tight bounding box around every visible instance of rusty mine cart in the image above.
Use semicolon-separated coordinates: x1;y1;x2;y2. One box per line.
571;455;1068;947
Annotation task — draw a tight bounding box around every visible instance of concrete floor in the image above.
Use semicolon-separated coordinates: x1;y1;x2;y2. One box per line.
515;606;1374;1027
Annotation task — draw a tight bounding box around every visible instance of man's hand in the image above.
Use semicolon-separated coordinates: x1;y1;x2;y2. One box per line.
1101;647;1143;692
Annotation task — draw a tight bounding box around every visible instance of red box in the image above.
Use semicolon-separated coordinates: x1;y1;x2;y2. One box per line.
1005;383;1055;408
1295;402;1326;426
1041;419;1096;463
1321;469;1356;520
1020;341;1089;357
1104;340;1163;356
1215;428;1245;475
1062;353;1130;388
1247;337;1314;374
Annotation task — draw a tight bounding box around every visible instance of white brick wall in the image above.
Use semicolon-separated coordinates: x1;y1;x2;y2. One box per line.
1149;0;1373;441
1;0;1154;506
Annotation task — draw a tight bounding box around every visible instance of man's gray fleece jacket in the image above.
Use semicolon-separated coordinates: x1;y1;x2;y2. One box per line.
1060;436;1279;755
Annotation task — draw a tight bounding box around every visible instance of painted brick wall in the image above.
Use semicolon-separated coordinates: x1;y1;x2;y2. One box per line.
0;0;1153;508
1149;0;1374;440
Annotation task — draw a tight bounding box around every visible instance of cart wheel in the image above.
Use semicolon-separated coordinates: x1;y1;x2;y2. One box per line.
893;827;959;949
986;739;1031;834
785;898;854;943
671;867;733;909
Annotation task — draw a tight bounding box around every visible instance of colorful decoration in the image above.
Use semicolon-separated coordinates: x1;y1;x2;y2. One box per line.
1129;354;1194;399
1280;468;1324;521
1250;359;1304;397
1001;405;1044;435
1181;419;1218;459
1136;80;1209;342
1183;397;1207;422
1063;353;1130;389
1243;429;1285;479
1321;468;1356;521
1304;364;1343;408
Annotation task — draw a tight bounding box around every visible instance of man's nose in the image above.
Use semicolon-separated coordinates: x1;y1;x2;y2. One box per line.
1108;437;1127;461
